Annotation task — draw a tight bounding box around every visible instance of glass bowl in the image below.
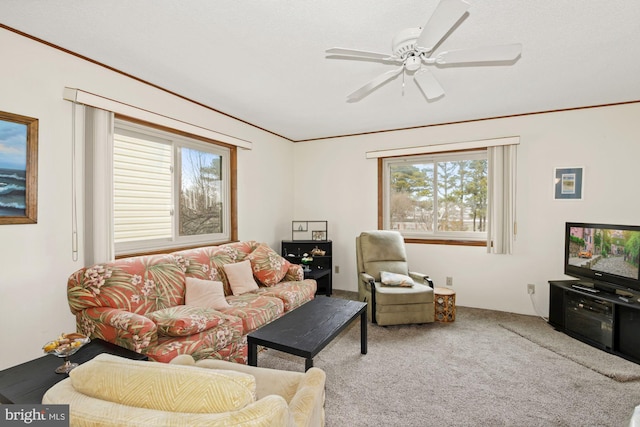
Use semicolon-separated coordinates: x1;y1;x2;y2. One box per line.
43;333;90;374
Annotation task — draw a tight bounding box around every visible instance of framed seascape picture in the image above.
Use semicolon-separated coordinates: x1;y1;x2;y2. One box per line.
554;167;583;200
0;111;38;224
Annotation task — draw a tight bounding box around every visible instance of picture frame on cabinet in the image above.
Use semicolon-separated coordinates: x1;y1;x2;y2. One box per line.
0;110;38;224
312;230;326;241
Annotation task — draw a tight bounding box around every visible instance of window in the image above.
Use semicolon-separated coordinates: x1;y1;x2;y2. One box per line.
382;150;488;242
113;120;231;255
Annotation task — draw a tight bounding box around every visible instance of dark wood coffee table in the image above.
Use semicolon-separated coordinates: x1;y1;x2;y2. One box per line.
248;297;367;371
0;338;148;404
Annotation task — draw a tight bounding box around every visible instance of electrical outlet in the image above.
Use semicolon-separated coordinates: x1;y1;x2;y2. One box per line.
527;284;536;295
446;276;453;286
335;265;339;274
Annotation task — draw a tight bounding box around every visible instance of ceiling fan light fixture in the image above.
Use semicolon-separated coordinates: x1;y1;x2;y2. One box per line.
391;27;423;57
405;55;422;72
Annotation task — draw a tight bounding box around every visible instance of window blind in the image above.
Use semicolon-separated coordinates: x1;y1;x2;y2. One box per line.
113;132;173;243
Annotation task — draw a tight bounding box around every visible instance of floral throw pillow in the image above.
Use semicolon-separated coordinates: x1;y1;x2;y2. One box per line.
380;271;414;287
145;306;224;337
247;244;290;287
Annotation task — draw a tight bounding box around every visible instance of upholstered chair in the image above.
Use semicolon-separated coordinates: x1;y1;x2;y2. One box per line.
43;353;326;427
356;230;435;326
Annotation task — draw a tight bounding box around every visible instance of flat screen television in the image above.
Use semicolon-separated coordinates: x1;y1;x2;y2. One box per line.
565;222;640;293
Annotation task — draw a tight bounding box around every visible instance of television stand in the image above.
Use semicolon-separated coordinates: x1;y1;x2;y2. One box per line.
570;283;600;293
549;280;640;365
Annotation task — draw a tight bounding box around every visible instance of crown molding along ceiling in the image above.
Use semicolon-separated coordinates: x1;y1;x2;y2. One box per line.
1;1;640;142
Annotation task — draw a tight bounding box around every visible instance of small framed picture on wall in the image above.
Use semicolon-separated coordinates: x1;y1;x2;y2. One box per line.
554;167;584;200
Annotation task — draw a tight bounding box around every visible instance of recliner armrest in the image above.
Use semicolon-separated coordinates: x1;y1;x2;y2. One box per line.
409;272;435;288
359;273;375;287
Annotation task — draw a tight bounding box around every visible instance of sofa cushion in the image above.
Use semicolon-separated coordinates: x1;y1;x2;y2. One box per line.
373;282;434;305
185;277;231;310
247;243;290;286
224;260;259;296
146;314;246;363
256;280;317;312
146;305;225;337
70;354;256;414
222;294;284;334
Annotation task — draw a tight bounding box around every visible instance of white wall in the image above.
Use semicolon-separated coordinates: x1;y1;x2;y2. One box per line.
0;29;293;369
293;102;640;318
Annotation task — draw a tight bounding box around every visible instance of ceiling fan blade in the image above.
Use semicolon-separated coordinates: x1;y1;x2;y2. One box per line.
416;0;470;53
414;68;445;100
434;43;522;64
326;47;398;61
347;67;404;102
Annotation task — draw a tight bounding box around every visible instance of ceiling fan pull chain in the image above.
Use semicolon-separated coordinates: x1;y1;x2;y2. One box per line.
402;70;406;96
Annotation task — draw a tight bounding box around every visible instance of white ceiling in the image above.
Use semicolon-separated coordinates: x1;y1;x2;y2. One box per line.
2;0;640;142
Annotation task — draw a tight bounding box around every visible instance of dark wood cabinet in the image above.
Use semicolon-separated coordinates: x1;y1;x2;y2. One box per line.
282;240;332;296
548;280;640;364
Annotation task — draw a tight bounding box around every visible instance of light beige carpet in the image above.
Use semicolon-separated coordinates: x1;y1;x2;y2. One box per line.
256;301;640;426
499;319;640;382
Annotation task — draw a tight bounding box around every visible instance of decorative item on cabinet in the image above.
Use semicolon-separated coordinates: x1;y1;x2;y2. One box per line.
301;253;313;272
310;246;325;256
282;239;332;296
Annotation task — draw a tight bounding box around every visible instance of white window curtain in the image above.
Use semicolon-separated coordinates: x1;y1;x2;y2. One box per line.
74;105;115;265
487;144;517;254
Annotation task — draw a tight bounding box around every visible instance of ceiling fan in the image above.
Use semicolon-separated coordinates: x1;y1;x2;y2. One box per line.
325;0;522;102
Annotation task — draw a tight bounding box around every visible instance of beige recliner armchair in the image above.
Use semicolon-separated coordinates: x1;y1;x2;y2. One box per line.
356;230;435;326
43;353;325;427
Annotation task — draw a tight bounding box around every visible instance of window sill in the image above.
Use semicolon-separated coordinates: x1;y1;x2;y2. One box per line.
404;238;486;247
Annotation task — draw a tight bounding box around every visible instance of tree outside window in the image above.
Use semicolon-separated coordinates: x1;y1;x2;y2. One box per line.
179;148;223;236
385;150;487;240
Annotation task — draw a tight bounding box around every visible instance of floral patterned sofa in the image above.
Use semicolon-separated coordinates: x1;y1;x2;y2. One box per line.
67;241;317;363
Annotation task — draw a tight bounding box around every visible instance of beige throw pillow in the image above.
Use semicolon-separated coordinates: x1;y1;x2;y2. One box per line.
380;271;414;287
223;260;259;295
185;277;230;310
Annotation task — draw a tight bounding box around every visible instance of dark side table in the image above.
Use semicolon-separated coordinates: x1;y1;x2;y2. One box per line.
0;338;147;404
304;268;332;296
